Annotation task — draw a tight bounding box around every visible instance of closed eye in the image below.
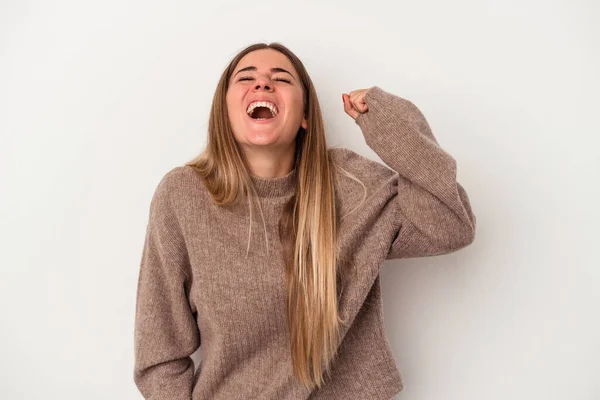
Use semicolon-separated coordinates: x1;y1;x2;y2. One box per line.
238;76;291;83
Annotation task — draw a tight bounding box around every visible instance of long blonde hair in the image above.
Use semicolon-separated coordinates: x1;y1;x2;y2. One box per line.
185;42;366;390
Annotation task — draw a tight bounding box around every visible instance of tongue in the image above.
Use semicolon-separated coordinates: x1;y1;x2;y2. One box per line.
252;107;273;119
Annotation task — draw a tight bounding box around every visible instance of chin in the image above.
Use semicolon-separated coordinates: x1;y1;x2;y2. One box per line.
244;132;281;146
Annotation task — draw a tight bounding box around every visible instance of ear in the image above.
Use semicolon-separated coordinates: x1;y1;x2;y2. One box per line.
301;115;308;130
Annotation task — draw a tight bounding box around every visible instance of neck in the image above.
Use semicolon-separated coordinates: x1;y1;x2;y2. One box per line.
242;142;296;179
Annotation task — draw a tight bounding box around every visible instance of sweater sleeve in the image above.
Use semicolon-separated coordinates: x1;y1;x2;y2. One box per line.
133;169;200;400
355;86;476;259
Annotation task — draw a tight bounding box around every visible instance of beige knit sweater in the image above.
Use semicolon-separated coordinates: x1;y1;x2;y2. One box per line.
133;86;476;399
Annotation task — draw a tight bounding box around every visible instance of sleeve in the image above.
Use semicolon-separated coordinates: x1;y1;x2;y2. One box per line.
355;86;476;260
133;169;200;399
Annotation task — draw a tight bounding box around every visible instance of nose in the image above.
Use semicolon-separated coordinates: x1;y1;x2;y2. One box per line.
253;76;274;92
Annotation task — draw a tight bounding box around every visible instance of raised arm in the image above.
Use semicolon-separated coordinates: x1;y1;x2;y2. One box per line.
133;168;200;399
354;86;476;259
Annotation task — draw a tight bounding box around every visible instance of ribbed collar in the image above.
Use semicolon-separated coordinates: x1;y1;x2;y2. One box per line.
249;168;296;198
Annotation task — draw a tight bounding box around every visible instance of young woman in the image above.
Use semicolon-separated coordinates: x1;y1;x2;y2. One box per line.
133;42;476;400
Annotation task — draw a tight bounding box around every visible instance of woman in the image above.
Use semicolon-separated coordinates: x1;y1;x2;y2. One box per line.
133;42;476;400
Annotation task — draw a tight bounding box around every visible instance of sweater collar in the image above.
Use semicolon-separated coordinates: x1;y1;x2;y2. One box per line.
249;168;296;198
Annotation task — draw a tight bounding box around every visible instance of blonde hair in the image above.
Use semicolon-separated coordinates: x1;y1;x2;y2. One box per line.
185;42;366;390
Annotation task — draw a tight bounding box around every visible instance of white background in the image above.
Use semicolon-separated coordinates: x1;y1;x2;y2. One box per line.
1;1;598;399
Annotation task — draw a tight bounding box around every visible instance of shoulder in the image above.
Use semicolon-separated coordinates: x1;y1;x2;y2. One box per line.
150;165;208;211
327;147;399;228
148;167;183;217
328;146;389;173
328;146;398;193
152;166;185;201
154;165;206;195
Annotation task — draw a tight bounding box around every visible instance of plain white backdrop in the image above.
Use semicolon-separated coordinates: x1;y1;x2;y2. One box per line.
1;1;598;399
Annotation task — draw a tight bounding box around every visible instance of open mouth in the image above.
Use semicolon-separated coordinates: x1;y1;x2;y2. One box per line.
248;107;277;122
246;102;279;122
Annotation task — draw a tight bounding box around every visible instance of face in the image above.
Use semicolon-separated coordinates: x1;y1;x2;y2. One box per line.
226;49;308;151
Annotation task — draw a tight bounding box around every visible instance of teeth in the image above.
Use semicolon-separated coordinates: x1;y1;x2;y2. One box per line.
246;101;278;117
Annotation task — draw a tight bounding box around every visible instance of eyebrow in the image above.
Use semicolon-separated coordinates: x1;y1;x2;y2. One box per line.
233;66;295;79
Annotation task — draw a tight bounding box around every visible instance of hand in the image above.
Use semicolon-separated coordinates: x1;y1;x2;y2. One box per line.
342;88;370;121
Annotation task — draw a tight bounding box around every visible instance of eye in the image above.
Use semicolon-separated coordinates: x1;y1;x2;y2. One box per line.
237;76;291;83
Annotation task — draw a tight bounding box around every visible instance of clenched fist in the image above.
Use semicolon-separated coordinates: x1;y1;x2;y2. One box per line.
342;88;370;121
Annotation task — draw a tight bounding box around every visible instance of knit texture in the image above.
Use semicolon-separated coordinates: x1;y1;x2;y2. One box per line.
133;86;476;399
